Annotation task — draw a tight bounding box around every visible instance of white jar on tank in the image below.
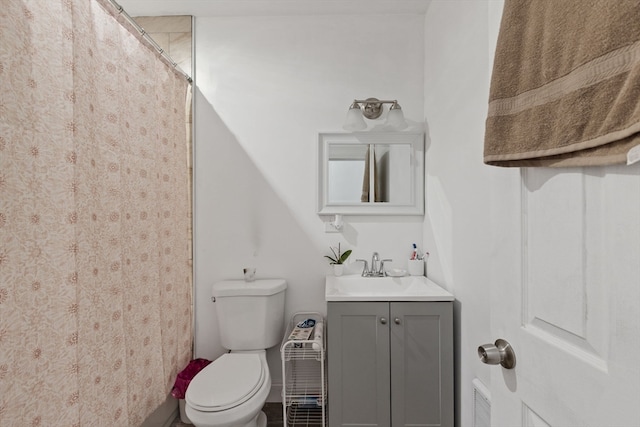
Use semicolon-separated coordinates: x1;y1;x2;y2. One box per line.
186;279;287;427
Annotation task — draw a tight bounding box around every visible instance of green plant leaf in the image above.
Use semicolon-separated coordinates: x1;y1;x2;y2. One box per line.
325;244;350;265
324;255;338;264
338;249;352;264
330;246;339;259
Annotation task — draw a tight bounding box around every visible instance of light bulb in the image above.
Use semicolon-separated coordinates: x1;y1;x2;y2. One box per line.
385;102;408;130
343;103;366;131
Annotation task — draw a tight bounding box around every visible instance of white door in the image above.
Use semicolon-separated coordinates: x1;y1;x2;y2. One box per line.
488;166;640;426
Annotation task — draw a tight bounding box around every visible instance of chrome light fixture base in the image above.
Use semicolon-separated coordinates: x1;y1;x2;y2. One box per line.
362;97;383;119
343;97;408;130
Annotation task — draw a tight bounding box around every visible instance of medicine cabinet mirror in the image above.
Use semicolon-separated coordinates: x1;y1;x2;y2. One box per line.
318;132;424;215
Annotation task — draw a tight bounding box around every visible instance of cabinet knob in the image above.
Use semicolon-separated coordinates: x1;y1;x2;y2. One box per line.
394;317;401;325
380;317;387;325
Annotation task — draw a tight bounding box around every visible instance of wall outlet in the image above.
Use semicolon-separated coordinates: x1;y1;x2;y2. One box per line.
324;222;341;233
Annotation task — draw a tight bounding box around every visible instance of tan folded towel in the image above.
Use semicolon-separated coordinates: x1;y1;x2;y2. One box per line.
484;0;640;167
361;146;381;202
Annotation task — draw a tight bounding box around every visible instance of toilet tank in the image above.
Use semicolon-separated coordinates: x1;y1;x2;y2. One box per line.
212;279;287;351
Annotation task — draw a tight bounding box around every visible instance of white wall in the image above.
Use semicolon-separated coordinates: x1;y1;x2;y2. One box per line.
423;2;502;426
194;13;425;397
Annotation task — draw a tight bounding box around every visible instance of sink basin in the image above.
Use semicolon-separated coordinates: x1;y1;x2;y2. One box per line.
325;275;454;302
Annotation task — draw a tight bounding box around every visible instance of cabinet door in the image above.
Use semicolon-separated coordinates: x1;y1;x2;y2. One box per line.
328;302;390;427
390;302;453;427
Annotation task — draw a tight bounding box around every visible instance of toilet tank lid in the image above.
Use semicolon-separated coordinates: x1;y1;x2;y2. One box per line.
212;279;287;297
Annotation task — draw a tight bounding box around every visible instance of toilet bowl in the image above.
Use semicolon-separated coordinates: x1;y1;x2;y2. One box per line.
186;279;287;427
185;351;271;427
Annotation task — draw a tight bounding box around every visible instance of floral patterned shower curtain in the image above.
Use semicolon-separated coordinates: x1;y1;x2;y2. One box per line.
0;0;192;425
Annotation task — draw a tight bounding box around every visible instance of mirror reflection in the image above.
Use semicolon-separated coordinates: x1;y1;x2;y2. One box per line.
327;144;412;205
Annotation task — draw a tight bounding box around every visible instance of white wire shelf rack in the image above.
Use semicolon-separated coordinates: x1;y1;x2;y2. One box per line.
281;312;326;427
286;403;325;427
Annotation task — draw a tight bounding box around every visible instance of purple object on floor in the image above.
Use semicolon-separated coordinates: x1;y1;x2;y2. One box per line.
171;358;212;399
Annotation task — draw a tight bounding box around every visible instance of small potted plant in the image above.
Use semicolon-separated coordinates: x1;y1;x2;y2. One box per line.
325;243;352;276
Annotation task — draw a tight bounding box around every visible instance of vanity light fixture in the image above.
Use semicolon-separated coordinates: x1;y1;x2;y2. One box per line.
342;97;408;131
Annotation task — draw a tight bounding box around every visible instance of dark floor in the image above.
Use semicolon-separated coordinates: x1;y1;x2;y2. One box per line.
171;402;283;427
263;403;284;427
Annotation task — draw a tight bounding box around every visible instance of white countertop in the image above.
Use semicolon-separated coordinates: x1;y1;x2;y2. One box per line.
325;275;454;302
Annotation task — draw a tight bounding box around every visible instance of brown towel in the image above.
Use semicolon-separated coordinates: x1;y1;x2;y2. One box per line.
484;0;640;167
361;145;381;202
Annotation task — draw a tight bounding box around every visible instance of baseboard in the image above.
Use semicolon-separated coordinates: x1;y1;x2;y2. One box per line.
141;395;179;427
267;382;282;402
162;408;179;427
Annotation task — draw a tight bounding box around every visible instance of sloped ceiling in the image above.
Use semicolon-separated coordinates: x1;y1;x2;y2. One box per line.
116;0;431;17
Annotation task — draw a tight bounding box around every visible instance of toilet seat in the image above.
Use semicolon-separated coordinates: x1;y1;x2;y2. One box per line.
186;353;265;412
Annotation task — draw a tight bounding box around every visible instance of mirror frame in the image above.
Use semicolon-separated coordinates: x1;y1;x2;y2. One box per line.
317;132;424;215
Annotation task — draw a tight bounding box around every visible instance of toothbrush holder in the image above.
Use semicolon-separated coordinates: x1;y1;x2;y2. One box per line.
407;259;424;276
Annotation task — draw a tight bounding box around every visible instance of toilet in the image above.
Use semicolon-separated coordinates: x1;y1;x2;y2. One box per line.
185;279;287;427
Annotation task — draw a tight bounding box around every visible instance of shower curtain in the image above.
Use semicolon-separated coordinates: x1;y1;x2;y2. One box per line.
0;1;192;425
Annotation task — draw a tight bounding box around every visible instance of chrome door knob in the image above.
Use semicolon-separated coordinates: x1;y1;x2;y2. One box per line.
478;338;516;369
380;317;387;325
394;317;401;325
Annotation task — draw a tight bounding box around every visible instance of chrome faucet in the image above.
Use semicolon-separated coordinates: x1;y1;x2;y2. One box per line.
356;252;393;277
371;252;380;275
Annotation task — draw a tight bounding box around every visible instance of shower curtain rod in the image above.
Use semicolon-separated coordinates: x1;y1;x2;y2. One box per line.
107;0;193;83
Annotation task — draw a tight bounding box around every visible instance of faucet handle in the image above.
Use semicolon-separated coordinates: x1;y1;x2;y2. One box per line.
355;259;369;276
379;259;393;275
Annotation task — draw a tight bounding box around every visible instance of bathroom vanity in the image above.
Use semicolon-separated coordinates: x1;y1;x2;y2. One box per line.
325;276;454;427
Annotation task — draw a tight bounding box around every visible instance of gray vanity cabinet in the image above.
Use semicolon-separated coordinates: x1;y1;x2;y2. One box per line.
327;301;453;427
